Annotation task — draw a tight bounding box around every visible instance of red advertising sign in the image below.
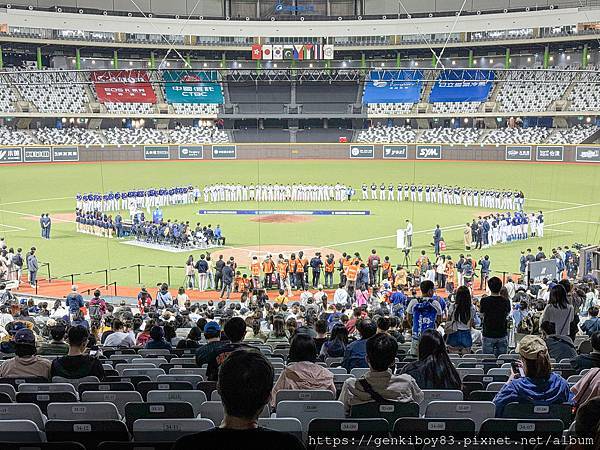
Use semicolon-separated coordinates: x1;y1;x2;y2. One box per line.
91;70;157;103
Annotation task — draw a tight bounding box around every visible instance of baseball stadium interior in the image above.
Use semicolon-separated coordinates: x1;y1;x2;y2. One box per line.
0;0;599;449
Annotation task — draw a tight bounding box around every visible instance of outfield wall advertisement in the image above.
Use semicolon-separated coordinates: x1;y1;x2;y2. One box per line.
576;146;600;162
536;146;564;162
23;147;51;163
143;146;170;160
212;145;237;159
178;145;204;160
416;145;442;159
383;145;408;159
0;147;22;163
506;146;532;161
349;145;375;159
52;146;79;162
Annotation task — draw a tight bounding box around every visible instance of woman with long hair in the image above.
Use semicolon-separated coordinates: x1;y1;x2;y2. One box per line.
185;255;196;290
445;286;476;354
401;329;462;389
541;284;575;336
266;316;289;345
319;323;349;359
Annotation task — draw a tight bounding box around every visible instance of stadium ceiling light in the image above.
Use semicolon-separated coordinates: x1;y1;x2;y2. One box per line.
527;57;531;62
203;62;208;67
309;63;313;68
92;60;96;64
489;59;494;63
586;116;592;123
451;60;455;65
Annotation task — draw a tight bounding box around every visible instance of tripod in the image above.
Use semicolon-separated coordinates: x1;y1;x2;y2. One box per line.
402;248;411;268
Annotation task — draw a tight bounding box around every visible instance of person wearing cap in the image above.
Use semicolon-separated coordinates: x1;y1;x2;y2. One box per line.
492;335;573;417
65;285;84;319
195;321;223;367
0;328;51;379
26;247;38;288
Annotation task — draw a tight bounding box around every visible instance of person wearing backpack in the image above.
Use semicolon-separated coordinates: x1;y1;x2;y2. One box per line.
155;283;172;309
406;280;442;355
480;277;511;357
88;290;107;324
367;249;380;287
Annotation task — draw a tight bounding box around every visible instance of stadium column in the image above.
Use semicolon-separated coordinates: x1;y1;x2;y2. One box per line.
396;52;401;68
113;50;119;69
75;49;81;70
36;47;42;69
504;48;510;69
150;51;156;69
543;45;550;69
0;47;3;70
468;50;474;68
185;53;192;68
431;53;438;68
583;44;589;68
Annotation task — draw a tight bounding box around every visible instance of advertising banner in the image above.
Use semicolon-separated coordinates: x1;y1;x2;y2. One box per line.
363;70;422;104
349;145;375;159
212;145;237;159
52;146;79;162
576;146;600;162
528;260;559;284
143;146;170;160
0;147;22;163
536;146;564;162
178;145;204;160
92;70;157;104
24;147;51;163
163;71;223;104
383;145;408;159
416;145;442;159
506;146;532;161
429;70;494;103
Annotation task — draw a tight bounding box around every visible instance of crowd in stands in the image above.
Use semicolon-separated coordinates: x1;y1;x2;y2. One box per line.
0;126;36;145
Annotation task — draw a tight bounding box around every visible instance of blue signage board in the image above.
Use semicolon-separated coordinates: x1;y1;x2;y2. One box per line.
429;70;494;102
24;147;51;163
416;145;442;159
0;147;22;163
349;145;375;159
383;145;408;159
163;70;223;104
212;145;237;159
144;146;170;160
363;70;422;104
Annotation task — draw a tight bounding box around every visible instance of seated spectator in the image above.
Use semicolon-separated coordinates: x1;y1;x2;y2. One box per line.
145;326;172;350
38;321;69;355
338;333;424;416
313;319;328;353
71;310;89;330
51;326;105;380
571;332;600;371
103;319;135;348
265;317;289;345
319;323;348;360
244;318;266;343
567;397;600;450
541;284;575;337
176;326;202;349
341;319;377;371
376;317;391;334
0;328;51;379
571;364;600;408
401;329;462;390
135;320;154;347
196;321;223;367
493;335;573;416
540;321;577;362
206;317;255;381
581;306;600;337
173;350;304;450
270;334;335;408
388;317;405;343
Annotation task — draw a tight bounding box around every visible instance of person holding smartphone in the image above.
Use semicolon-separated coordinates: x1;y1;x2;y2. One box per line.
492;335;573;416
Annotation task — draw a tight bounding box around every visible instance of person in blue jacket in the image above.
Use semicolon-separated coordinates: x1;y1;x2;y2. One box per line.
493;335;573;417
341;318;377;372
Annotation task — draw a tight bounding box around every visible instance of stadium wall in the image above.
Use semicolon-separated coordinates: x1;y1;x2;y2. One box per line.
1;144;600;164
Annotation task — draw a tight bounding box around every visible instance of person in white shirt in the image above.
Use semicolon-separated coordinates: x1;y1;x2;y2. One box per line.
405;220;413;248
313;285;327;303
299;288;312;305
103;319;135;347
333;283;349;305
50;300;69;319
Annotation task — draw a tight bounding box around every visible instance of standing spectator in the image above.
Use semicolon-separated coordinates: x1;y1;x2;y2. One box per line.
367;249;380;286
0;328;51;379
478;255;490;290
480;277;511;357
65;285;84;319
463;224;472;251
402;329;462;390
270;334;335;408
309;253;322;288
406;280;442;355
445;286;476;354
206;255;215;290
493;335;572;416
26;247;38;288
185;255;196;290
433;225;442;257
214;255;225;291
541;284;575;337
341;319;377;371
339;333;423;416
88;290;107;323
173;351;304;450
196;254;209;291
155;283;172;309
12;248;23;283
51;326;105;380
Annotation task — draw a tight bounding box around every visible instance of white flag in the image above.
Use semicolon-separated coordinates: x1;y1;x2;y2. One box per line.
323;44;334;60
273;45;284;60
262;45;273;60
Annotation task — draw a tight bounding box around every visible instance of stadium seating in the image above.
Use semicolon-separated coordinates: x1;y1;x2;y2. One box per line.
547;124;599;144
367;103;414;116
356;125;416;143
569;67;600;111
171;103;220;115
0;127;36;145
169;125;229;144
430;101;481;114
0;84;17;112
496;69;570;112
33;128;104;145
104;103;155;115
102;127;168;145
420;127;482;144
483;127;551;144
6;71;89;114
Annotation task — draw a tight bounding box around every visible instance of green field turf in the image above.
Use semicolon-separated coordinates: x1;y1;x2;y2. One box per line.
0;159;598;289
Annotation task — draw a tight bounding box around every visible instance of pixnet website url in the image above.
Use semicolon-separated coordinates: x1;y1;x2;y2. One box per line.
308;435;594;448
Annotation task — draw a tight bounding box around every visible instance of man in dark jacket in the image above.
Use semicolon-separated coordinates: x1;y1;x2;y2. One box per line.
341;319;377;371
214;255;225;291
220;263;234;300
309;253;323;288
571;332;600;371
541;321;577;363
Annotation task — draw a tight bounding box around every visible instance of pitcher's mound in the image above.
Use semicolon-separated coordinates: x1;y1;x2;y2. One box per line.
249;214;314;224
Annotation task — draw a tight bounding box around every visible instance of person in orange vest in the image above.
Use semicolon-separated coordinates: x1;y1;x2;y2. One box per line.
416;250;429;275
277;258;292;297
324;254;336;289
297;251;309;288
381;256;393;282
394;265;408;288
296;252;307;290
262;255;275;289
345;260;360;290
250;256;261;290
341;254;353;286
